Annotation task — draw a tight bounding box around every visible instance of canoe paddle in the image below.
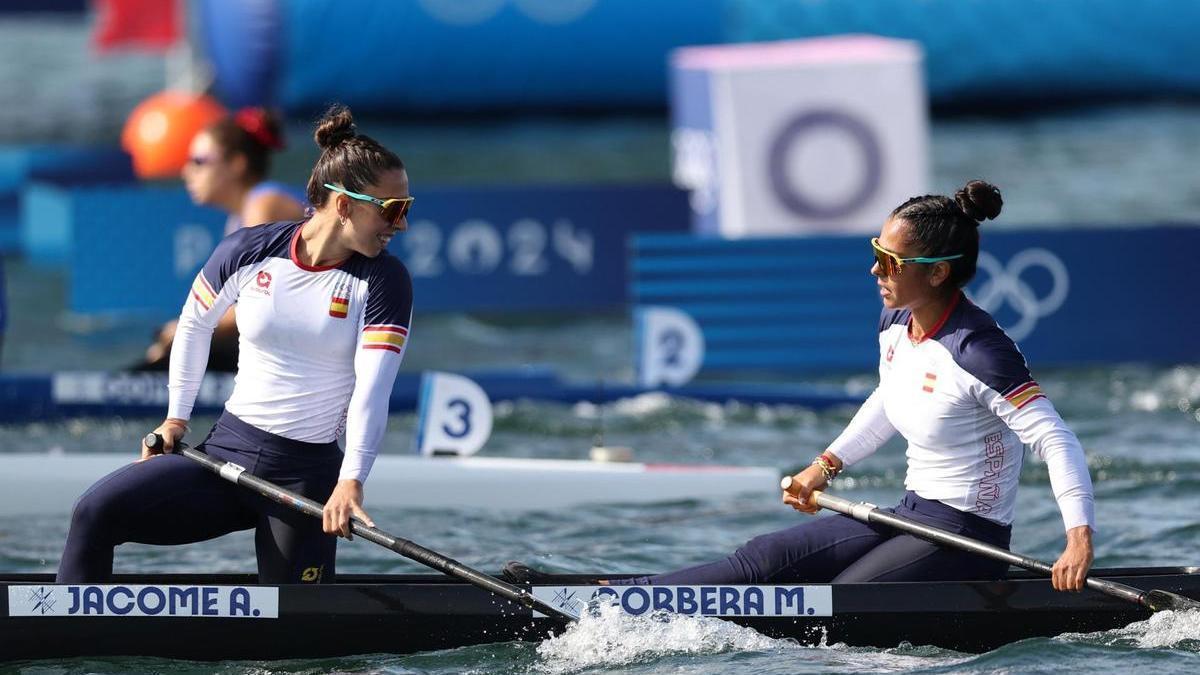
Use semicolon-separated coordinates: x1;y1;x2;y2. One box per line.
781;479;1199;613
145;433;580;622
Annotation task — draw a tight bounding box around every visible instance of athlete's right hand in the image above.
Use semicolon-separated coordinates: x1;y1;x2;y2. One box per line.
141;419;189;460
781;464;828;515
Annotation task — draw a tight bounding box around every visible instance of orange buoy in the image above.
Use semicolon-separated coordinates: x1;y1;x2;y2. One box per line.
121;91;227;179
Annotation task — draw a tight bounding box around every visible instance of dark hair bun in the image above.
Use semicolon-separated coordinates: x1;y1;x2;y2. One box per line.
313;104;356;151
954;180;1003;224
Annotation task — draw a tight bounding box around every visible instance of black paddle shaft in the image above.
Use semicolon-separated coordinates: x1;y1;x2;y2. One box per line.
144;433;579;622
812;490;1199;613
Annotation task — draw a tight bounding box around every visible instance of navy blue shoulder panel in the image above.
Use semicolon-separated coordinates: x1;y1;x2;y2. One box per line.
933;298;1034;397
343;250;414;329
879;307;910;333
200;220;297;293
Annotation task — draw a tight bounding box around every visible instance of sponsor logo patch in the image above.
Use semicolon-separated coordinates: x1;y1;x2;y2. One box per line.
248;270;273;296
8;585;279;619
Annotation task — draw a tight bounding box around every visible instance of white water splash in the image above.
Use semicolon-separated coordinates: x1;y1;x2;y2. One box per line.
1060;608;1200;650
532;599;794;673
1110;608;1200;649
611;392;677;417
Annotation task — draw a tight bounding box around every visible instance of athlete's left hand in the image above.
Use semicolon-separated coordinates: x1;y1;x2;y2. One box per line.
323;479;376;540
1051;525;1093;592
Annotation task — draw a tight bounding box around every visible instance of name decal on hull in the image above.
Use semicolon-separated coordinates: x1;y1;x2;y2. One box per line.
8;585;279;619
532;584;833;618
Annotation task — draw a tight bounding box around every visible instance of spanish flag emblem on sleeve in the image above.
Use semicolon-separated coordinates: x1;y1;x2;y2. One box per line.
191;273;216;311
1005;381;1045;409
362;325;408;353
329;293;349;319
922;372;937;393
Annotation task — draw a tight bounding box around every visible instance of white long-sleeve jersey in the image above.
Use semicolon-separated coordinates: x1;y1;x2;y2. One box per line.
168;219;413;483
826;293;1094;531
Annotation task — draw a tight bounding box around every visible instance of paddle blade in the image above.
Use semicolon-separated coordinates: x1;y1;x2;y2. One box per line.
1143;589;1200;613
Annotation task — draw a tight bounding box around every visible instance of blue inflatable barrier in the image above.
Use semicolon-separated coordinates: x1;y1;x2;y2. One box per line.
196;0;283;107
725;0;1200;105
198;0;724;111
198;0;1200;111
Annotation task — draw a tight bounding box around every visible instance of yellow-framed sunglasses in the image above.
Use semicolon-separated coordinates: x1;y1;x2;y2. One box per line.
871;237;963;277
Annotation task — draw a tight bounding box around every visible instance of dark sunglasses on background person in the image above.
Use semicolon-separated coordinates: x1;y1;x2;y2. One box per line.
870;237;962;277
325;183;414;225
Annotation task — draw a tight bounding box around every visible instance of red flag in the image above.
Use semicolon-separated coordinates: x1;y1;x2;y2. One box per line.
92;0;182;53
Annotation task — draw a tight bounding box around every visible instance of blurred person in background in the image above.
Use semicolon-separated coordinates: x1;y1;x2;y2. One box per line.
507;180;1095;593
137;107;307;371
58;104;414;584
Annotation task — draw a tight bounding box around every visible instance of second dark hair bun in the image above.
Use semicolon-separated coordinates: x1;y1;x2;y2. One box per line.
313;104;356;151
955;180;1003;224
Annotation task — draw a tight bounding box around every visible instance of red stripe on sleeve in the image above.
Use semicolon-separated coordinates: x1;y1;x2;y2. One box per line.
363;343;404;353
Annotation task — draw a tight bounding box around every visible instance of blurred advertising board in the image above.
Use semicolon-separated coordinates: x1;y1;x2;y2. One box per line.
632;226;1200;372
29;183;687;319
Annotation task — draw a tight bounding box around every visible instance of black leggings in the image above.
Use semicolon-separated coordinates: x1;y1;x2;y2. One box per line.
614;491;1012;585
57;411;341;584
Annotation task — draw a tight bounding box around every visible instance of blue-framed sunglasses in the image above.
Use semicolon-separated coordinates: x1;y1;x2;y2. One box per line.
325;183;414;225
871;237;962;276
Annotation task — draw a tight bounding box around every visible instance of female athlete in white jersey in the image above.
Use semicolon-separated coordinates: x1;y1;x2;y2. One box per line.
506;180;1095;592
59;105;414;583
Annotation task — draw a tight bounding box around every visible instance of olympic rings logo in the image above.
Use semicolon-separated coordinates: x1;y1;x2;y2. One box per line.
767;110;883;220
969;249;1069;342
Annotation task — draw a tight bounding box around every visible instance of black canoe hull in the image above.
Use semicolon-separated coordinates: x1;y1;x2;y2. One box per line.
2;567;1198;661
